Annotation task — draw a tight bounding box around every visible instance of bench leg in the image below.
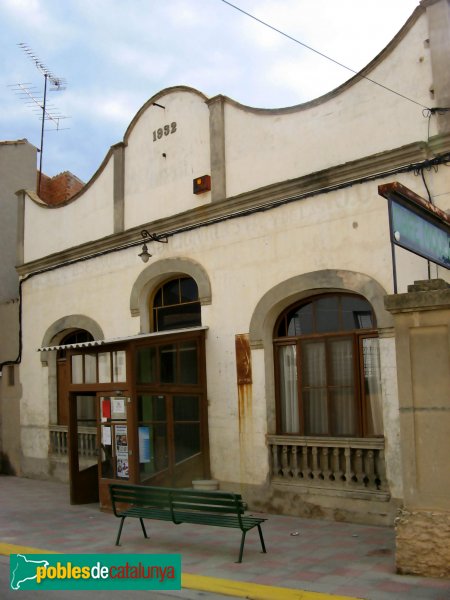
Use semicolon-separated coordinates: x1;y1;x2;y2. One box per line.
257;524;267;554
139;518;148;539
237;531;247;563
115;517;126;546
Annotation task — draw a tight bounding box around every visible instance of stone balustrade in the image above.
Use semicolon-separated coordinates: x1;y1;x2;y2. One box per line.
267;435;389;499
49;425;97;458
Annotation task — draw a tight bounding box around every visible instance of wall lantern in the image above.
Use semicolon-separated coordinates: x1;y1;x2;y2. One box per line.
138;229;168;262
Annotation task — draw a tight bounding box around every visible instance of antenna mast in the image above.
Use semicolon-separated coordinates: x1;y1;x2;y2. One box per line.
12;43;68;196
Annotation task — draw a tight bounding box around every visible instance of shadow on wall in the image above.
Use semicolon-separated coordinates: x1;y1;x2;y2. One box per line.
0;452;16;475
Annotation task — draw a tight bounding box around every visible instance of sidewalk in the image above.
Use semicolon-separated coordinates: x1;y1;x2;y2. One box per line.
1;475;449;599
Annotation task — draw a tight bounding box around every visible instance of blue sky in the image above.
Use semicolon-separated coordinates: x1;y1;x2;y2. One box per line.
1;0;419;183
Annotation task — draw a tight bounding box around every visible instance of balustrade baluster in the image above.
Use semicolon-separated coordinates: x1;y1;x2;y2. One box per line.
375;448;387;491
301;445;310;479
281;445;290;477
354;449;364;485
332;447;342;482
311;446;321;480
271;444;279;477
364;450;376;489
321;447;331;481
344;447;353;485
291;446;299;478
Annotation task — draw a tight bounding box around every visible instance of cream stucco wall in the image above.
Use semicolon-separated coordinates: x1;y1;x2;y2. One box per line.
23;157;114;263
124;88;211;228
223;11;432;198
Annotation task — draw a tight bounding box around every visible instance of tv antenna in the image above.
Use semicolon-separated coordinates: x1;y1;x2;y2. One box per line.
11;43;68;195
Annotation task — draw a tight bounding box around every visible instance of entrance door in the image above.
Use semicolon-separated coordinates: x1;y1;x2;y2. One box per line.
137;393;205;487
68;393;99;504
135;331;209;487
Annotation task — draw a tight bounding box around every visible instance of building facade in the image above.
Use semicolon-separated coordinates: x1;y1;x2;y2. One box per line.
0;139;37;474
7;0;450;527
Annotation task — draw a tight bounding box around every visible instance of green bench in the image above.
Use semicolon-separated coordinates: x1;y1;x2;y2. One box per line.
109;483;267;563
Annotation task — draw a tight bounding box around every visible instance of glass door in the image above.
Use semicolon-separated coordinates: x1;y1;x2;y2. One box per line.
137;393;204;487
68;394;99;504
97;393;133;509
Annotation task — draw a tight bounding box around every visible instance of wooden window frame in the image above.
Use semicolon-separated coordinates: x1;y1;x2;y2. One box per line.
274;293;380;438
151;276;201;333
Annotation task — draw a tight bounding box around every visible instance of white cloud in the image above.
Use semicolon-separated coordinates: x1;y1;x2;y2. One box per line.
0;0;421;180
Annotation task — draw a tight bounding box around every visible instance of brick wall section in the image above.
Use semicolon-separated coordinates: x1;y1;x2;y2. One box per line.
395;509;450;578
39;171;84;205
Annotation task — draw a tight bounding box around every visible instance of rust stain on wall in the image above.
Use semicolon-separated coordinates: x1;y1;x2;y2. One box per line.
235;333;252;385
235;334;252;436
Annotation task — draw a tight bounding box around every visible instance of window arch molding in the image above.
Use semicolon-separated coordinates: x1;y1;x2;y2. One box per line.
130;258;212;333
39;315;104;425
248;270;392;433
39;315;104;366
249;270;392;349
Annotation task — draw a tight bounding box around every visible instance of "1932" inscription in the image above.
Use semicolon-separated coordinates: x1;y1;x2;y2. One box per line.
153;122;177;141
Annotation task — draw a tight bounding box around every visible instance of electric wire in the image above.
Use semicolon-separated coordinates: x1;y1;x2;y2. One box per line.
220;0;431;111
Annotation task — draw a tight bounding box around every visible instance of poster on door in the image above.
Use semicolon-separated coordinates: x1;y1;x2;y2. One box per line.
115;424;129;479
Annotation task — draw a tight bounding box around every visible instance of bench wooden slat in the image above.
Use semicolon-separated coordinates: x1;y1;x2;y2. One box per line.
109;483;267;563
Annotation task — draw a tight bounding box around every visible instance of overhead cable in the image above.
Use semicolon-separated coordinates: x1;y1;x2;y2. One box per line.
220;0;430;111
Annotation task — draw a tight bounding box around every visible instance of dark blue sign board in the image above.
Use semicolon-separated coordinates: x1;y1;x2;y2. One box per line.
379;182;450;269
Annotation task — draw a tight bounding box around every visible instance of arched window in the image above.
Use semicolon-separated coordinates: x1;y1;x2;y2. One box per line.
57;330;94;358
151;276;201;332
274;293;382;437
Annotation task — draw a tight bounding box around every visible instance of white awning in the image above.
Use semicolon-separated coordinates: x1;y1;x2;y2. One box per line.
37;326;208;352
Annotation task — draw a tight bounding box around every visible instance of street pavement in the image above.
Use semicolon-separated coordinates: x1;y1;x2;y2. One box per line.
1;475;449;599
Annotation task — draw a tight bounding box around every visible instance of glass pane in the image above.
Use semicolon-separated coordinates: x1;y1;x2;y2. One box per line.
174;423;200;463
179;342;198;384
304;389;328;435
76;395;96;427
163;279;180;306
173;395;199;421
180;277;198;302
301;341;326;386
153;288;163;308
113;350;126;382
138;395;166;422
341;296;373;330
156;303;201;331
278;346;298;433
329;338;353;386
139;424;168;481
100;425;114;478
286;303;313;336
362;338;383;435
160;345;176;383
316;296;340;333
98;352;111;383
331;390;356;436
84;353;97;383
71;354;83;383
137;347;157;384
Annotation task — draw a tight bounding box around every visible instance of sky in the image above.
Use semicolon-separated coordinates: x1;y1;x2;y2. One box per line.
1;0;420;183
